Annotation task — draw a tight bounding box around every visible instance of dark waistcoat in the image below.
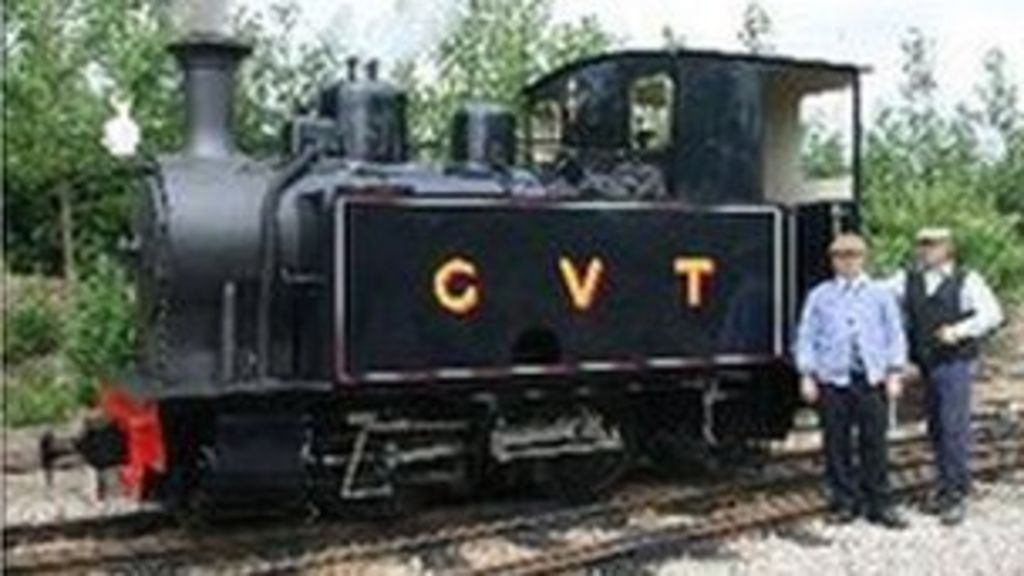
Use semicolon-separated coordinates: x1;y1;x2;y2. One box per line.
905;268;979;367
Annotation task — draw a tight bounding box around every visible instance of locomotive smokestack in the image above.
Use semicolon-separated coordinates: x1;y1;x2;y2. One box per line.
169;34;251;158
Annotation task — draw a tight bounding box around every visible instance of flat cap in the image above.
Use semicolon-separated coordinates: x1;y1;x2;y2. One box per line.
828;233;867;254
916;227;953;242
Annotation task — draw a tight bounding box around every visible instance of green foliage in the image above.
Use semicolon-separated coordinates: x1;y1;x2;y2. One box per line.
5;0;113;274
1;262;132;427
863;29;1024;303
3;359;83;427
398;0;614;159
2;278;63;364
801;120;847;179
3;0;341;276
973;48;1024;224
63;258;136;385
864;181;1024;298
233;1;342;156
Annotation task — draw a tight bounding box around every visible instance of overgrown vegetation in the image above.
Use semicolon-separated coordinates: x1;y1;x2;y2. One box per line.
859;30;1024;299
3;1;1022;426
1;277;81;427
2;261;136;426
62;258;136;392
3;359;84;427
3;278;63;365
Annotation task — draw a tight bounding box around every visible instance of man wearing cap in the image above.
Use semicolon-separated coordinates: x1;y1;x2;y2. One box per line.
886;227;1004;525
795;233;908;528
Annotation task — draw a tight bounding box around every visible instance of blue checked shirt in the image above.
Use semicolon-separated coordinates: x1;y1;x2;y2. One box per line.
794;274;908;386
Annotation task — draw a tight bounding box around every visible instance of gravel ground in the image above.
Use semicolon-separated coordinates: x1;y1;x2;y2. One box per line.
5;464;1024;576
3;466;141;526
657;478;1024;576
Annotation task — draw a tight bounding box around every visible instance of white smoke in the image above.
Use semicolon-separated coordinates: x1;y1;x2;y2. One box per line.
175;0;233;36
324;0;456;71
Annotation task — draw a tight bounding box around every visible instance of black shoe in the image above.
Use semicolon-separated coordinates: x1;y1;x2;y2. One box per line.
866;508;908;530
921;490;950;515
827;507;858;525
940;501;966;526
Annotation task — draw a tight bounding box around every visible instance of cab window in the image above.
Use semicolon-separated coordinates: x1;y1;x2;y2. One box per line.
629;74;674;151
530;99;562;164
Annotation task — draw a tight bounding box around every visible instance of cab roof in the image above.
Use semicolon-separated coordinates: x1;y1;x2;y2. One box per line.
524;48;867;99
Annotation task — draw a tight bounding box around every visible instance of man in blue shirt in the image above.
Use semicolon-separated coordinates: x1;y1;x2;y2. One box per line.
795;233;908;528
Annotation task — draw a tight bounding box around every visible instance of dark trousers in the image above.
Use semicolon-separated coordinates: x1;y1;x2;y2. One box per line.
924;359;973;500
821;374;890;514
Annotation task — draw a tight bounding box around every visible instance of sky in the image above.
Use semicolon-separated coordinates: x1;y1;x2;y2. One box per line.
246;0;1024;117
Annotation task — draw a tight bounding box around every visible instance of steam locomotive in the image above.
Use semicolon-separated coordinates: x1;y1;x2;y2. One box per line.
72;33;863;516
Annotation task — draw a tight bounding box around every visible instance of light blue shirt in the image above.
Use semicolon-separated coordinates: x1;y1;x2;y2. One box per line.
794;274;908;386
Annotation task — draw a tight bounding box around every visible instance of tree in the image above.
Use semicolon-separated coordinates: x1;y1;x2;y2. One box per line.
737;1;775;54
801;120;847;179
660;25;687;50
972;48;1024;222
397;0;614;160
5;0;126;279
862;29;1024;302
232;1;341;156
4;0;342;276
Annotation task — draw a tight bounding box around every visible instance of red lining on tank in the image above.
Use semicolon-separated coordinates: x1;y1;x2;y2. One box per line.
100;386;166;499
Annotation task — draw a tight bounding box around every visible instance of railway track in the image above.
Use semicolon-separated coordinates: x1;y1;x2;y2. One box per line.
457;445;1023;576
4;418;1021;575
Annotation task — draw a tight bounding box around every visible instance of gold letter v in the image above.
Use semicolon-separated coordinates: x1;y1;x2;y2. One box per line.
558;256;604;312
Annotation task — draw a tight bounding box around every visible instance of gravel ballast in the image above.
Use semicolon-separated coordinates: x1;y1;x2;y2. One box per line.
5;463;1024;575
657;480;1024;576
3;466;141;526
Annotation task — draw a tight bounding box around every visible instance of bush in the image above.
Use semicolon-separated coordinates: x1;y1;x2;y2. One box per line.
63;258;136;393
3;276;63;364
2;359;82;427
0;262;134;427
864;180;1024;303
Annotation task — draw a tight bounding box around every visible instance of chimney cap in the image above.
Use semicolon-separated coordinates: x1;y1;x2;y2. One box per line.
169;32;251;158
168;32;252;60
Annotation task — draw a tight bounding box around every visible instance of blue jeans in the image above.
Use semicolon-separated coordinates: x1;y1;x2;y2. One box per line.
925;359;973;499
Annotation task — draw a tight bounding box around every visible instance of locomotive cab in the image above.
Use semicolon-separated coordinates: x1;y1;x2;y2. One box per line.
525;50;861;207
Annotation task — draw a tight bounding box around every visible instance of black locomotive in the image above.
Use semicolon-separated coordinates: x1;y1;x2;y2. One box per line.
74;32;863;515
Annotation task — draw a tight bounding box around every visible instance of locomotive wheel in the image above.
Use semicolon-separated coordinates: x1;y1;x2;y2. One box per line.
641;428;720;478
337;478;420;521
174;446;312;525
171;447;218;528
518;406;633;503
534;448;631;503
